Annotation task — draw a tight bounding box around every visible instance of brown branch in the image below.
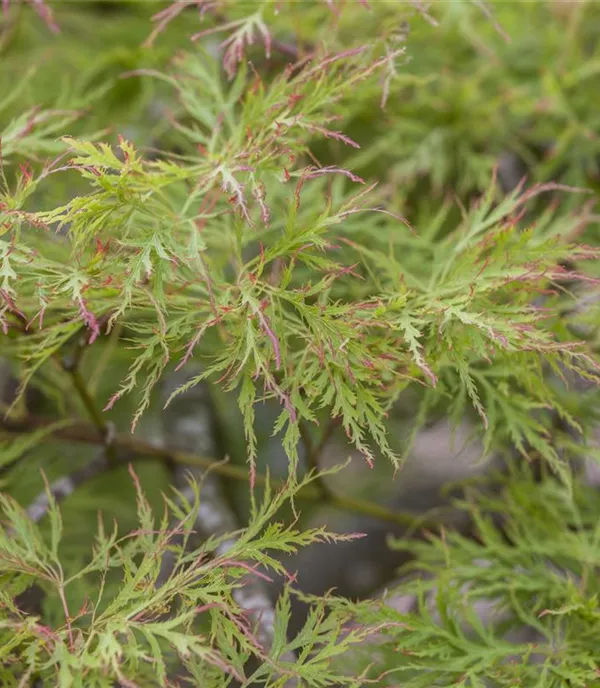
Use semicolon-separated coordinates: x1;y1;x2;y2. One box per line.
0;413;429;530
60;338;117;463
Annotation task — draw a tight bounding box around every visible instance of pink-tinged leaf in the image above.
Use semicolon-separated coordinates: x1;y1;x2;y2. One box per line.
252;183;270;226
31;0;59;33
360;447;375;468
18;163;32;183
281;391;297;423
176;326;207;371
487;329;509;348
304;123;361;148
192;13;272;79
248;460;256;490
127;463;141;494
28;299;47;330
302;46;368;80
304;165;365;184
342;531;368;540
77;298;100;344
255;307;281;369
32;623;59;642
103;392;121;412
144;0;206;48
340;206;417;235
220;559;274;582
191;16;243;42
263;374;297;424
516;180;592;207
220;170;252;226
0;289;27;328
326;262;364;281
294;175;305;210
353;48;407;83
194;602;224;615
398;315;438;387
222;37;246;80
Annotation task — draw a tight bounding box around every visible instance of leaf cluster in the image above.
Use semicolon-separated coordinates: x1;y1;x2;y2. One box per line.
331;467;600;687
0;2;599;686
0;466;370;686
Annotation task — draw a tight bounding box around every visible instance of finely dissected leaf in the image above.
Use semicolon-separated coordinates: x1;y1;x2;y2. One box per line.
2;27;597;477
1;2;600;686
0;463;366;685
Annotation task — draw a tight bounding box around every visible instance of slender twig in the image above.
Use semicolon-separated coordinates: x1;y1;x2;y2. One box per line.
0;414;430;530
56;584;74;649
88;322;122;395
298;418;339;499
64;365;106;435
60;345;117;463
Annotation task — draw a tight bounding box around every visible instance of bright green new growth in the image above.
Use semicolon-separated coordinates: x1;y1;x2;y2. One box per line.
1;0;600;685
